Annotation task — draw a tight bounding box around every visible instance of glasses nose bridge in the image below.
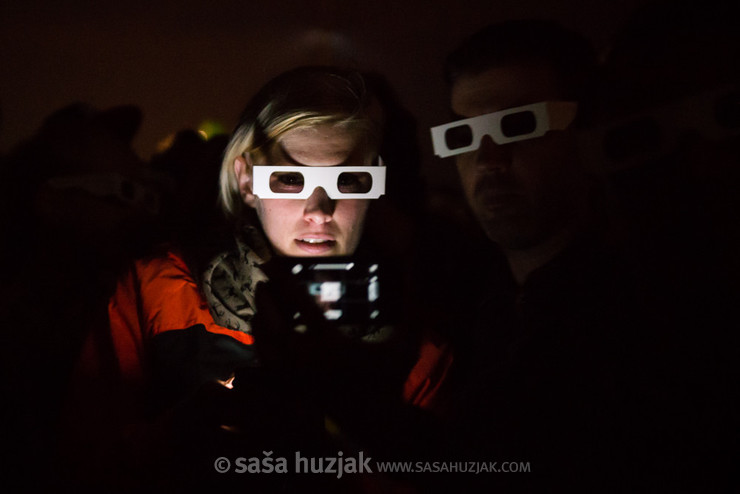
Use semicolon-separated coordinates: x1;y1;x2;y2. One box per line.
478;112;504;145
301;168;337;198
476;133;511;166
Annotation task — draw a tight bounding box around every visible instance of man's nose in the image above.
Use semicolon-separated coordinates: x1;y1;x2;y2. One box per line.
476;135;512;170
303;187;335;224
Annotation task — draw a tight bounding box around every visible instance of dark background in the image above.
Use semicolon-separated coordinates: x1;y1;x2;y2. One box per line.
1;0;647;192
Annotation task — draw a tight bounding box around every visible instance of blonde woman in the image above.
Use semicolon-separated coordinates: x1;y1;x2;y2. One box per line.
63;66;449;491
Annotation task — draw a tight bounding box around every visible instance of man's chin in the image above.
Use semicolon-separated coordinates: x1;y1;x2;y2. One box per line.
477;216;542;251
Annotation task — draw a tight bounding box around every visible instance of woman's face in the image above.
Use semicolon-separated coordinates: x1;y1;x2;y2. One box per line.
236;123;376;256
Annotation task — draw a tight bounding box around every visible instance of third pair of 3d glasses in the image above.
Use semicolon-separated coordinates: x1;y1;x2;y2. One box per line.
430;101;578;158
252;159;386;199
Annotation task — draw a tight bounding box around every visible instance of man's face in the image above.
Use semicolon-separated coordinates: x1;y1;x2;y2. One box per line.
451;64;585;250
243;124;374;257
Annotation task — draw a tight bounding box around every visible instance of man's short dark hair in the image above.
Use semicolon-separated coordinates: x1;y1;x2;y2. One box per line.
444;19;597;102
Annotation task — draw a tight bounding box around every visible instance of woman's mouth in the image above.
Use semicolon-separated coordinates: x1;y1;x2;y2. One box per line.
295;237;337;254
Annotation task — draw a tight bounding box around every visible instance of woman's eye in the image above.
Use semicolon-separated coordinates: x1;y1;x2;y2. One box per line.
338;174;358;187
270;172;304;193
337;172;372;193
279;173;303;185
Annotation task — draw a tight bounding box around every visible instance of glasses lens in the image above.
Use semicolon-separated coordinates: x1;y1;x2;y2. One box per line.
269;171;305;193
444;124;474;150
715;92;740;129
603;118;662;161
337;172;372;194
501;111;537;137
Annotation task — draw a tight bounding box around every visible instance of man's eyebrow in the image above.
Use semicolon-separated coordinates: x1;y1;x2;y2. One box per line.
449;111;466;121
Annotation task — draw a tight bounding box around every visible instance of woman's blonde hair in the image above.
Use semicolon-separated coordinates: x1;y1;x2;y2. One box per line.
219;66;382;218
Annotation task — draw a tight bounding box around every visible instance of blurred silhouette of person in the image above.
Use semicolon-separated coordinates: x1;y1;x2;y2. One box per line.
0;103;162;275
147;128;231;262
425;20;652;491
0;102;168;493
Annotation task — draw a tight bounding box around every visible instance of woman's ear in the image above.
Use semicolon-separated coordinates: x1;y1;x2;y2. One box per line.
234;154;258;208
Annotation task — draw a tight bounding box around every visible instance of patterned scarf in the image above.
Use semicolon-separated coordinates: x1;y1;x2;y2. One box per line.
202;226;272;333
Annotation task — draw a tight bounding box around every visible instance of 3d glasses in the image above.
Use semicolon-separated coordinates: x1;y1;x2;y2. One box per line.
252;160;386;199
430;101;578;158
578;85;740;171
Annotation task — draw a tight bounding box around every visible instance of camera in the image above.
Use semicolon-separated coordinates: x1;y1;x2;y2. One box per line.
269;257;394;340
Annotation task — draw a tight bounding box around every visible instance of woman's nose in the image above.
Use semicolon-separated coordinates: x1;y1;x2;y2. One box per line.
303;187;335;224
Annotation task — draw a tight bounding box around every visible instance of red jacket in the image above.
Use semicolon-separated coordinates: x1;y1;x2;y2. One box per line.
76;250;451;409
